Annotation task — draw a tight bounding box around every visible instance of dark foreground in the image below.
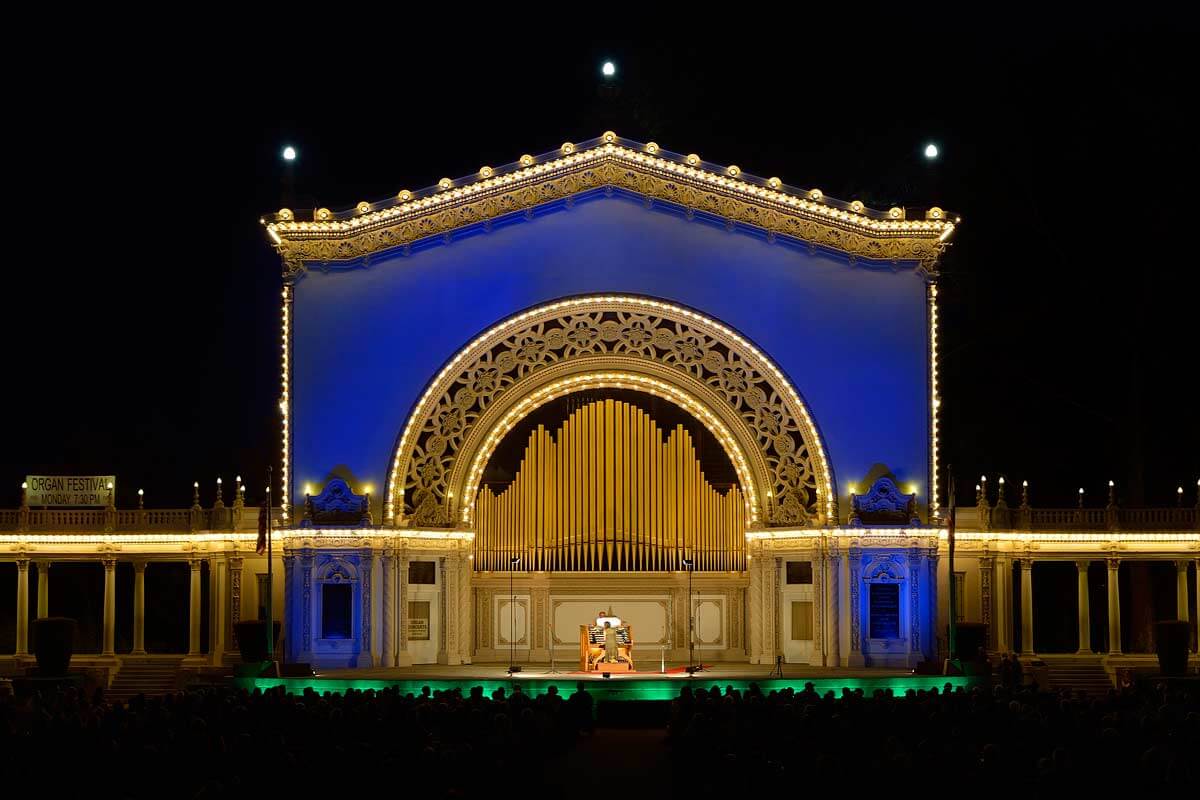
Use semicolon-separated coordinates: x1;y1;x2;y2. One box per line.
1;680;1196;799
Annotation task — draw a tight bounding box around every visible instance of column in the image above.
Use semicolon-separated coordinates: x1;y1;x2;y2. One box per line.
1195;559;1199;652
458;552;473;664
36;561;50;618
381;552;395;667
102;557;117;656
826;550;840;667
988;561;1008;652
15;559;29;656
227;557;243;657
838;550;852;666
979;554;994;652
1019;558;1034;655
361;549;376;667
846;549;863;667
282;554;296;662
1175;560;1190;623
747;553;764;664
210;558;226;663
397;554;412;666
993;557;1010;653
1076;559;1091;654
1106;557;1121;654
927;547;939;661
133;561;147;654
438;555;457;665
188;559;202;657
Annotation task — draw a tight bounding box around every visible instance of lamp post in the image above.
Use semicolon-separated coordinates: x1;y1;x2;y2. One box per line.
508;556;521;677
682;558;695;672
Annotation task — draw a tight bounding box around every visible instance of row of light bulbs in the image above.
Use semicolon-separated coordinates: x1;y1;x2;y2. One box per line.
974;476;1200;502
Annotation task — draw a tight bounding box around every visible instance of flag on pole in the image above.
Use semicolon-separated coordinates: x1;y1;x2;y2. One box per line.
257;496;268;554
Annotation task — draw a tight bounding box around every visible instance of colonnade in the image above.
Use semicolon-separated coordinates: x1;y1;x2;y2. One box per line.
991;556;1199;656
9;555;258;662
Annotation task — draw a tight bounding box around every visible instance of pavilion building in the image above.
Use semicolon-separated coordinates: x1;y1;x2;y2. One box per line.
2;135;1196;688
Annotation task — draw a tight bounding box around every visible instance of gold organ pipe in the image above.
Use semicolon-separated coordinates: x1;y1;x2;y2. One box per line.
473;398;745;572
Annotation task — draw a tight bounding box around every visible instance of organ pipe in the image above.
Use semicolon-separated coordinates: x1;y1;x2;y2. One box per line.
474;398;745;572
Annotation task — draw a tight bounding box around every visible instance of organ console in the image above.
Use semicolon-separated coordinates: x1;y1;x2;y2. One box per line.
579;610;634;672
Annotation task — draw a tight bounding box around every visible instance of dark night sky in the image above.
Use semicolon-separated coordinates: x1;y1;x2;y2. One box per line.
3;22;1196;510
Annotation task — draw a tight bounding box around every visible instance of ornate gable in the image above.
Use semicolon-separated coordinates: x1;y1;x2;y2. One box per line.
264;133;956;276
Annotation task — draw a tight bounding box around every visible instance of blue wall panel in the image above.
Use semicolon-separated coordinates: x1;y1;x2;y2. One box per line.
292;193;930;515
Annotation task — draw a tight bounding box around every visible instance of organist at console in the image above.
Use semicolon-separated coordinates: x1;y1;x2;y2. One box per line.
579;610;634;672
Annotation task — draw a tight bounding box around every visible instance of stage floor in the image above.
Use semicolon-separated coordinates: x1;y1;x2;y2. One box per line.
238;662;979;700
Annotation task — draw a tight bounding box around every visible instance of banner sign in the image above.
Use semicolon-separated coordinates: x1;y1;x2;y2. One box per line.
25;475;115;507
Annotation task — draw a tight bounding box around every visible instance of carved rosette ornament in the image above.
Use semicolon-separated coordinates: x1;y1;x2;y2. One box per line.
395;297;832;528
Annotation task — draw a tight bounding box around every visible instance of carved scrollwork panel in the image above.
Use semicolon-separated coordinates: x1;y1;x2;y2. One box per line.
395;297;833;528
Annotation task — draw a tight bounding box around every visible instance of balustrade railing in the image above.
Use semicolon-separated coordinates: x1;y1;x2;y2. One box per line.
962;505;1196;532
0;506;286;533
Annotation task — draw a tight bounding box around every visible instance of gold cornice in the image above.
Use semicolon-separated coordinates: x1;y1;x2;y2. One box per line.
264;137;956;275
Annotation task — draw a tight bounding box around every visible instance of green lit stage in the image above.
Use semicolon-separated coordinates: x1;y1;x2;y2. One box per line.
237;671;979;702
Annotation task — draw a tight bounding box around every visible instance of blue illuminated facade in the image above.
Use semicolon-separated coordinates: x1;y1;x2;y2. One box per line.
273;137;950;670
291;189;932;520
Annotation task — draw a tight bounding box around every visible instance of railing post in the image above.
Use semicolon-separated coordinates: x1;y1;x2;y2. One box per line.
18;482;29;532
190;482;202;532
232;478;245;530
1018;480;1032;530
976;477;991;532
993;477;1009;529
1106;481;1120;531
103;484;116;533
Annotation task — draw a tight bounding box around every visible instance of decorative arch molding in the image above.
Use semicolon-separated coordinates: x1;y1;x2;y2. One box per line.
460;369;762;526
315;556;360;583
387;295;836;528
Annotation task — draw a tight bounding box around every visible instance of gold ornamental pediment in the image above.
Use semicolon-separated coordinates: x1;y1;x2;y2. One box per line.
263;134;957;276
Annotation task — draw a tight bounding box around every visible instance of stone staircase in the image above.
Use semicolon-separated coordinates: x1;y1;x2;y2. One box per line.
1043;661;1114;696
106;657;183;703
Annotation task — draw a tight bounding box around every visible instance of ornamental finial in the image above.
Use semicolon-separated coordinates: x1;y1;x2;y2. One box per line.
995;476;1008;511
